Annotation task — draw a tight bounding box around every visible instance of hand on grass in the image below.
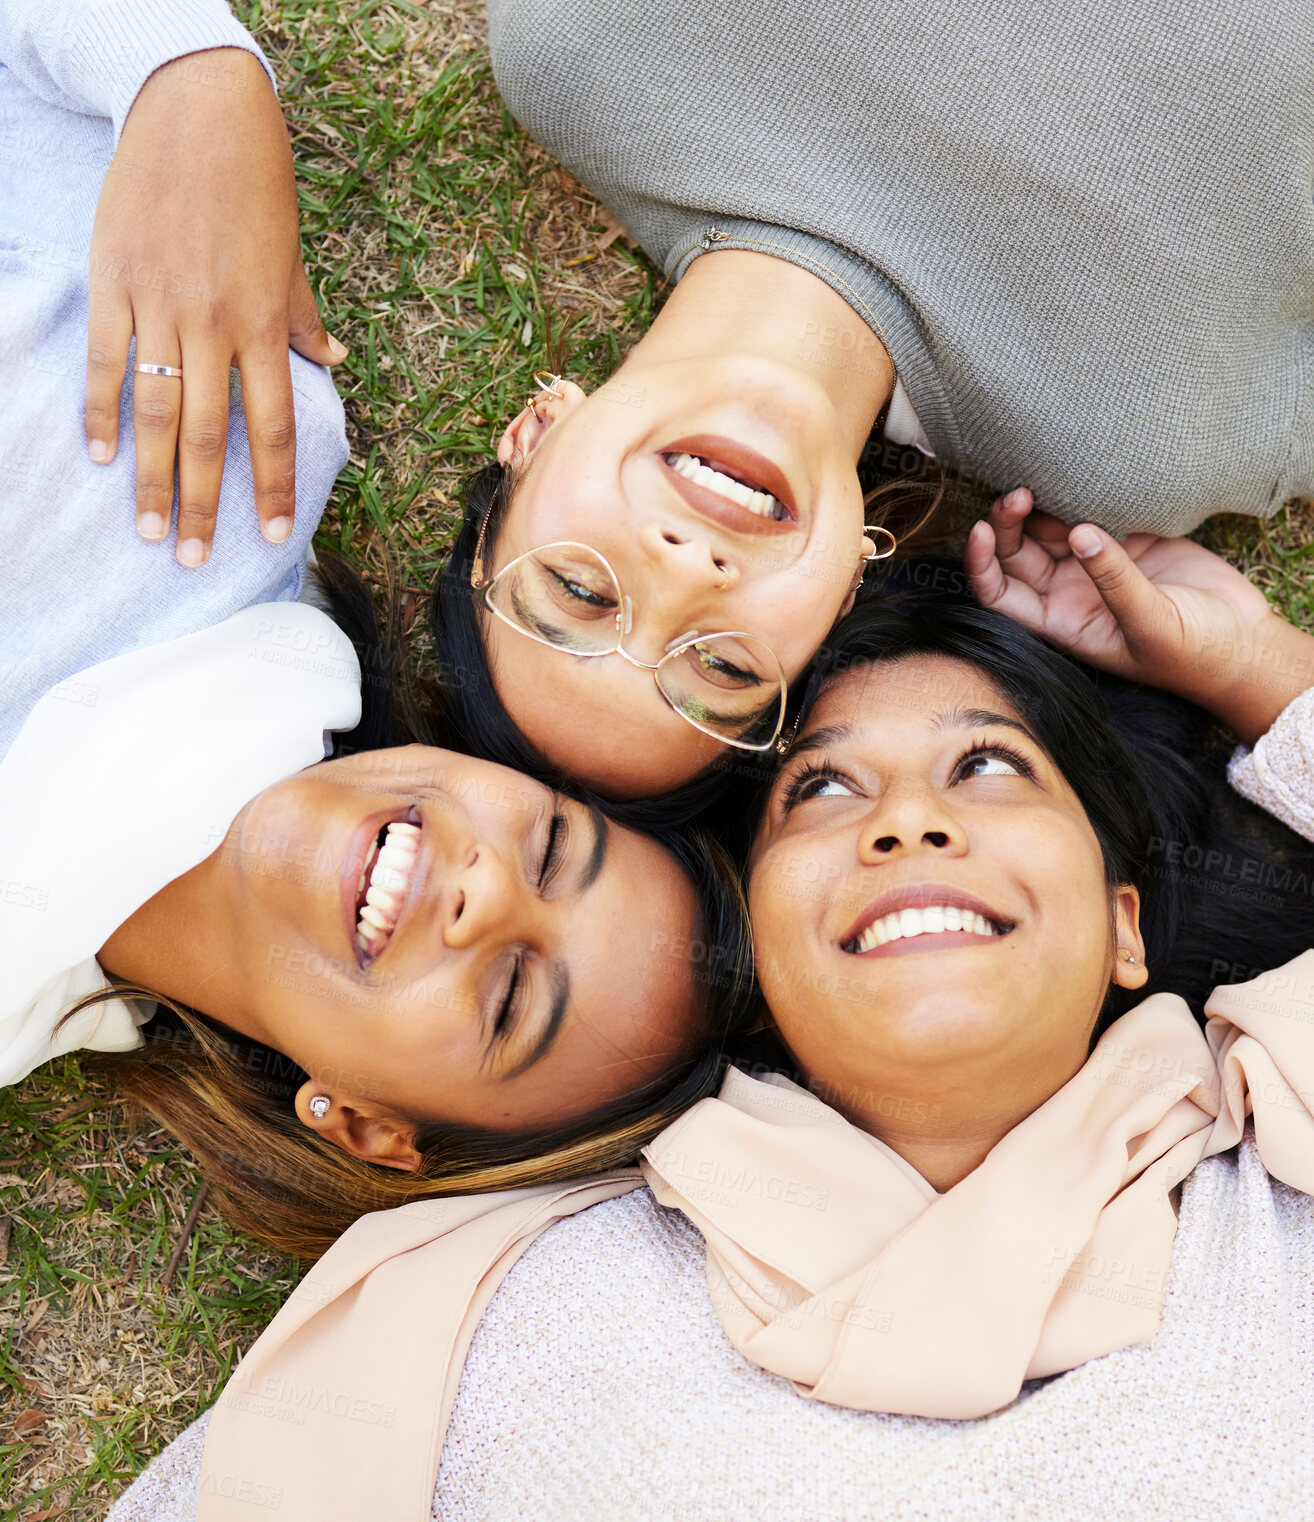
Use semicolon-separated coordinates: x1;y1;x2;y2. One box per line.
85;47;347;566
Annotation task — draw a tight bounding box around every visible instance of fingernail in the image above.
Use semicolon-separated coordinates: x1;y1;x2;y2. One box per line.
1070;525;1103;559
263;515;293;544
327;336;348;361
178;538;208;567
138;511;167;541
89;439;112;463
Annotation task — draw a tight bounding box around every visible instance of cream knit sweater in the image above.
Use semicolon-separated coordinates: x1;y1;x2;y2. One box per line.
104;1147;1314;1522
107;692;1314;1522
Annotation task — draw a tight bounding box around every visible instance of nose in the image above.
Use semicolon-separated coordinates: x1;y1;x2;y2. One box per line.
629;523;736;639
442;842;538;950
856;780;968;865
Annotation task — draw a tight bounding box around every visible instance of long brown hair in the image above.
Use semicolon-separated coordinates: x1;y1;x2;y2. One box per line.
75;974;739;1261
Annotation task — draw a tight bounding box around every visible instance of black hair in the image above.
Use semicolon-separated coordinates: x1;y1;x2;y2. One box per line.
750;566;1314;1038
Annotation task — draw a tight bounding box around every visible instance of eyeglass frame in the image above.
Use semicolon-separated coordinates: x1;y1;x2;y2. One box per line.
468;388;896;755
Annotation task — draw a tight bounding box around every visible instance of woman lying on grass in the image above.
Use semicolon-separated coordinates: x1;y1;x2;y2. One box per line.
0;0;752;1259
109;526;1314;1521
424;0;1314;801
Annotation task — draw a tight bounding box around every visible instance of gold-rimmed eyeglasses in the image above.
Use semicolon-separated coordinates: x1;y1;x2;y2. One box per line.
470;379;895;754
472;528;791;752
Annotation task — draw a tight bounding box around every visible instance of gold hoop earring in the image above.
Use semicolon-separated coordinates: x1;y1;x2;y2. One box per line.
533;370;566;398
862;525;898;563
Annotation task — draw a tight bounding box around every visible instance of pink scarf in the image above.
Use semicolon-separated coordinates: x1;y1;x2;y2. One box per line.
198;952;1314;1521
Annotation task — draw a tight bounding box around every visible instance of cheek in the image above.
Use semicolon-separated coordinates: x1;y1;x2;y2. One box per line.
749;843;828;1003
735;569;849;668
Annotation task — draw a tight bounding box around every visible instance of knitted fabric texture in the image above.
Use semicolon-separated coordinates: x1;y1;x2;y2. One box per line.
104;1143;1314;1522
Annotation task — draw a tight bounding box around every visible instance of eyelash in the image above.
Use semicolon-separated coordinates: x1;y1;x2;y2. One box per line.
779;736;1036;811
538;808;566;892
497;806;568;1037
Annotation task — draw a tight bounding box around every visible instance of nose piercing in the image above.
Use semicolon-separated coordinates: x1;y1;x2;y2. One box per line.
309;1095;331;1120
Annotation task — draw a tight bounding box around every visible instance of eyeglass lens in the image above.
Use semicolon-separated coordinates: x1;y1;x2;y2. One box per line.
485;545;783;744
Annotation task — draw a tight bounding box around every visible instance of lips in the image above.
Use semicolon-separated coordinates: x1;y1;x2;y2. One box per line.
660;434;799;536
840;884;1015;956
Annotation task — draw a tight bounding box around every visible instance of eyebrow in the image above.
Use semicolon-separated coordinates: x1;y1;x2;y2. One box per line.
933;706;1039;744
505;805;607;1079
786;722;856;760
580;802;609;893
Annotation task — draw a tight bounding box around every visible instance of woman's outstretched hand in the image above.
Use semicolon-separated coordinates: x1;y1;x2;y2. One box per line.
964;488;1314;745
85;47;348;566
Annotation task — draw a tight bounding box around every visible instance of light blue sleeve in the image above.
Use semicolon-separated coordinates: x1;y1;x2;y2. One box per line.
0;0;274;137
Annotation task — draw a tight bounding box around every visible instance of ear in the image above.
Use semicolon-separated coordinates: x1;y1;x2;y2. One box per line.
294;1082;422;1173
496;379;588;467
1111;885;1149;992
837;536;878;617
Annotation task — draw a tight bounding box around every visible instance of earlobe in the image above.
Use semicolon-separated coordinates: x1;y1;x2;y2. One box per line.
838;541;876;617
294;1082;422;1173
1111;885;1149;991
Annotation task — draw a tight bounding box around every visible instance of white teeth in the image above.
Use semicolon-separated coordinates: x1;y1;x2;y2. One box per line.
355;821;420;958
667;452;782;518
850;905;1003;954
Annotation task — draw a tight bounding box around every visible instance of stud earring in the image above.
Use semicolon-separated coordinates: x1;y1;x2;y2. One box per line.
1121;952;1138;965
309;1095;331;1120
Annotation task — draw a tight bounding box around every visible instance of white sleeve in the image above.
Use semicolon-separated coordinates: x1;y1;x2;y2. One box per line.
1228;687;1314;844
0;0;274;137
105;1411;208;1522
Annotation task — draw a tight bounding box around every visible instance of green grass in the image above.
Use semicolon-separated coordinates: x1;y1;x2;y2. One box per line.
2;0;1312;1516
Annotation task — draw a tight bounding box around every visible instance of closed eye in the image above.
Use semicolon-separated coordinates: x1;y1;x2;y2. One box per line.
538;806;567;892
494;955;524;1039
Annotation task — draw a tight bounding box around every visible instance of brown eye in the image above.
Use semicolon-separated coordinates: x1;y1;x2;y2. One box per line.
960;754;1021;778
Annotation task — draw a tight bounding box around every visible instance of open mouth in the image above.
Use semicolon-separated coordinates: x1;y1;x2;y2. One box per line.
840;890;1015;956
354;810;421;962
661;451;791;521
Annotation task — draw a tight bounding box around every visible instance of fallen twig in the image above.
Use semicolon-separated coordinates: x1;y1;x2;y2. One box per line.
160;1183;209;1292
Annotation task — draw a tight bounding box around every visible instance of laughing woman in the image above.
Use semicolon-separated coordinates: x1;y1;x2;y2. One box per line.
424;0;1314;800
108;534;1314;1521
0;1;752;1257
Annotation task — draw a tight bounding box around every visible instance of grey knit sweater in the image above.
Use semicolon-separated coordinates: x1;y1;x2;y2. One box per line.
486;0;1314;537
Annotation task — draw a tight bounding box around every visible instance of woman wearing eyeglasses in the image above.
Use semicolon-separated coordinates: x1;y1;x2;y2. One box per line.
426;0;1313;804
